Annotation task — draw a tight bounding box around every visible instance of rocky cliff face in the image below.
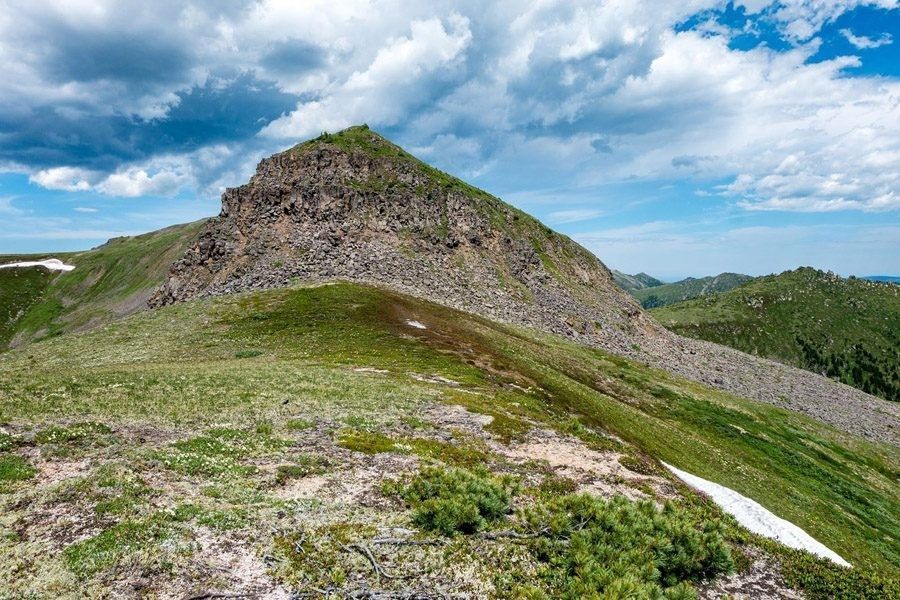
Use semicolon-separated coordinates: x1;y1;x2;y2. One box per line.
150;126;657;352
151;126;897;444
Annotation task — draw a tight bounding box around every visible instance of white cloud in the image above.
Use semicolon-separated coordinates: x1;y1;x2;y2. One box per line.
73;206;98;212
759;1;900;43
31;158;191;198
2;0;899;218
30;167;96;192
95;167;187;198
261;13;473;139
840;27;893;48
546;208;605;224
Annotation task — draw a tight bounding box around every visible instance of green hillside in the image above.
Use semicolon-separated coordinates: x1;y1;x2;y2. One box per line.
0;220;204;349
612;270;664;293
634;273;754;308
653;268;900;401
0;282;896;597
0;261;60;347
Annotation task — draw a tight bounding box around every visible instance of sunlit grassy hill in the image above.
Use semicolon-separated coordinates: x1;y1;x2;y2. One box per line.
0;282;896;597
652;267;900;401
0;221;204;349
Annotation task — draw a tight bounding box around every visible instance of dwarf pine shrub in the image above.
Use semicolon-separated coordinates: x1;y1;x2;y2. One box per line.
523;493;733;599
400;466;518;535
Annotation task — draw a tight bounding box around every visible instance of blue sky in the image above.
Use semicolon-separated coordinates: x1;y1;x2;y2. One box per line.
0;1;897;279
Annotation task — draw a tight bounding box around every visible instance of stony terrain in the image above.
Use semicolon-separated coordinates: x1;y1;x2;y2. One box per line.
149;126;897;444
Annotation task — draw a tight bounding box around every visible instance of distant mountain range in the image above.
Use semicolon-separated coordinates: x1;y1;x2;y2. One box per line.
613;271;754;308
652;267;899;402
610;270;664;293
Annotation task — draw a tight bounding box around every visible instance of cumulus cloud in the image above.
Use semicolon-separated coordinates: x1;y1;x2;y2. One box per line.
261;13;473;139
743;1;900;43
30;167;97;192
31;156;194;197
0;0;897;218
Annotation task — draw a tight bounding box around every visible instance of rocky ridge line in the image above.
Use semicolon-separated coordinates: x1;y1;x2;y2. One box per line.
150;126;897;445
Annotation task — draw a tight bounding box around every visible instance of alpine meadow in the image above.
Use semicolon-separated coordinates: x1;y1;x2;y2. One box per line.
1;2;898;599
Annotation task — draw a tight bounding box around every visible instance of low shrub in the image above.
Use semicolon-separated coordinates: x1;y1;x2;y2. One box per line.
522;493;734;599
399;466;518;535
771;544;899;600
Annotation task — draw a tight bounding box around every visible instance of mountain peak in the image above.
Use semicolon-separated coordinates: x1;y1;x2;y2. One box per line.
150;129;650;352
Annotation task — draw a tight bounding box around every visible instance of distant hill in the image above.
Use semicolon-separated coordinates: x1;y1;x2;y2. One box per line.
633;273;754;308
652;267;900;401
0;221;204;348
611;270;664;293
864;275;900;284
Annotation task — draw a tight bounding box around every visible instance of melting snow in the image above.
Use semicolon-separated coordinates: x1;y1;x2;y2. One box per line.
664;462;851;567
406;320;427;329
0;258;75;272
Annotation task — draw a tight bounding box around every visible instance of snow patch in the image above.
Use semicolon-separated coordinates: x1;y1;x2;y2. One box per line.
0;258;75;272
406;320;427;329
664;463;851;567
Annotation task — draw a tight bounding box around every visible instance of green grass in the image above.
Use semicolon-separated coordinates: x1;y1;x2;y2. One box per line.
0;220;204;348
0;264;56;347
275;455;332;484
157;427;289;478
34;421;113;445
338;428;489;467
0;282;896;587
652;267;900;401
63;513;179;578
0;454;36;487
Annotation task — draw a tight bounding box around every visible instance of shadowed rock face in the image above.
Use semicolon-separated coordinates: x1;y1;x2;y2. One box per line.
151;126;898;445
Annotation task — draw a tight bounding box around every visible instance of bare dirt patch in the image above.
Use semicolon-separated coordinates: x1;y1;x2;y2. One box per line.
501;429;673;500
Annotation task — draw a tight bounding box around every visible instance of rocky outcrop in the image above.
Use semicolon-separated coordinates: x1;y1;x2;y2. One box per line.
150;126;657;350
150;126;897;445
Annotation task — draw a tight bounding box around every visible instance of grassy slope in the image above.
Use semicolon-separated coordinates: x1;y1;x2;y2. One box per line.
0;264;57;347
0;221;204;348
0;282;896;577
652;268;900;401
633;273;754;308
